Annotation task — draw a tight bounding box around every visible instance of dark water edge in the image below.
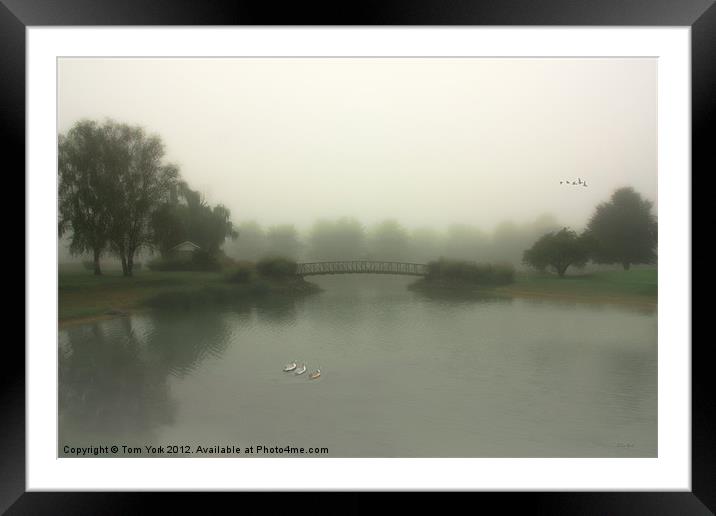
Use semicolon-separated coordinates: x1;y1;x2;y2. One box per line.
142;278;322;311
407;277;514;302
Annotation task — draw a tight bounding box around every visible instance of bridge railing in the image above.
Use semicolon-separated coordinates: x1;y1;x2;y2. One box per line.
296;260;428;276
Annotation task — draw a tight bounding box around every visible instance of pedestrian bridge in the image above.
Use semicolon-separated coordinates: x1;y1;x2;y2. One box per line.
296;260;428;277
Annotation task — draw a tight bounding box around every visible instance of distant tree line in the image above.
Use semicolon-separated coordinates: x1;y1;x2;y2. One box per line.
59;119;236;276
224;187;656;279
224;214;563;265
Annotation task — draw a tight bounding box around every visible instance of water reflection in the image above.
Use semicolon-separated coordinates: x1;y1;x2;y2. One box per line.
59;311;234;454
59;319;175;449
59;279;657;458
411;287;513;307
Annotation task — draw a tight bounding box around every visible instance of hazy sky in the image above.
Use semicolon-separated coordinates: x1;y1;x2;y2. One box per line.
58;58;656;231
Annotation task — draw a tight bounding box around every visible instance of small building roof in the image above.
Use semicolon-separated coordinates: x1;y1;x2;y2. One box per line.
170;241;201;252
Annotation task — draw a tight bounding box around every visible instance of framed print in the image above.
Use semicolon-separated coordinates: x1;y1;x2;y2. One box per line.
9;0;712;513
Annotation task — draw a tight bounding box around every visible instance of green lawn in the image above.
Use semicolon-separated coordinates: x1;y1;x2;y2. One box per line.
497;268;657;303
58;268;229;322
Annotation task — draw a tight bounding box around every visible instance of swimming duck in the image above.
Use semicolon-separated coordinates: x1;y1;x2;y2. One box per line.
308;368;321;380
295;363;307;375
283;361;297;372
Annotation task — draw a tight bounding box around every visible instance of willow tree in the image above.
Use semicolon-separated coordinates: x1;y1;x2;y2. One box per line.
151;181;238;258
102;122;179;276
59;119;180;276
58;120;114;275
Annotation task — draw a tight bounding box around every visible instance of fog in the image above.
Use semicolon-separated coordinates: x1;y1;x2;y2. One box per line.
58;58;656;264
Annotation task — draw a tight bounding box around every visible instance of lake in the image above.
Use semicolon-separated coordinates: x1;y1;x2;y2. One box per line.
59;276;657;457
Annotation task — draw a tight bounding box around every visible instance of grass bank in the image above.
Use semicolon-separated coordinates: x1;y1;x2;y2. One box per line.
411;268;657;306
58;267;320;326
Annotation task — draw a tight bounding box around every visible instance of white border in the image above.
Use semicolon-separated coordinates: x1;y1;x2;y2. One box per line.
27;27;690;491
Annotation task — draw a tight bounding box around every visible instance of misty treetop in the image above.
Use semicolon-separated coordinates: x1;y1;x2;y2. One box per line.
368;219;411;261
265;224;303;259
583;187;657;270
59;119;236;276
151;181;237;256
308;218;366;261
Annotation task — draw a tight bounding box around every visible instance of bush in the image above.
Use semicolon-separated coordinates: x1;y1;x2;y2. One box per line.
148;251;222;272
256;257;298;280
191;249;222;271
226;262;256;284
425;258;514;286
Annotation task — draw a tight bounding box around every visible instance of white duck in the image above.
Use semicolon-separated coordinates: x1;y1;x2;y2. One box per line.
283;361;297;372
295;363;307;375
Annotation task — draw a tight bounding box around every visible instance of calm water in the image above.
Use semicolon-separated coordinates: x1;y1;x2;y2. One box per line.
59;276;657;457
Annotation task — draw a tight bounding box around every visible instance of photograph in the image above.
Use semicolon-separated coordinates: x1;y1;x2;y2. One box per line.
57;57;658;458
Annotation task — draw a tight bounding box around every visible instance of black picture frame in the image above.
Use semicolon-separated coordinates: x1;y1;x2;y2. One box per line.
8;0;711;513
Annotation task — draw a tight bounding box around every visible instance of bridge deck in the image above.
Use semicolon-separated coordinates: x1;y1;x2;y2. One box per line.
297;260;428;276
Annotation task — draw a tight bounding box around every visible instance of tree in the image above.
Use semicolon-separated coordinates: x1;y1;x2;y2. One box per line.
308;217;366;260
491;220;528;265
225;221;266;261
101;121;180;276
58;121;115;275
151;181;237;258
368;219;411;261
265;225;302;259
411;226;443;263
584;187;657;270
444;224;489;261
522;228;589;277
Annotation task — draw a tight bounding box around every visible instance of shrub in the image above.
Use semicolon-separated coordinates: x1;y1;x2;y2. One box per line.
256;257;297;280
425;258;514;286
191;249;222;271
148;251;222;272
226;262;256;284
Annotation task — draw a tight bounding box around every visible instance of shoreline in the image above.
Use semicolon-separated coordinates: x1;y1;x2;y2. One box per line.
58;268;657;327
59;281;656;328
59;275;322;328
491;287;656;308
408;276;657;309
